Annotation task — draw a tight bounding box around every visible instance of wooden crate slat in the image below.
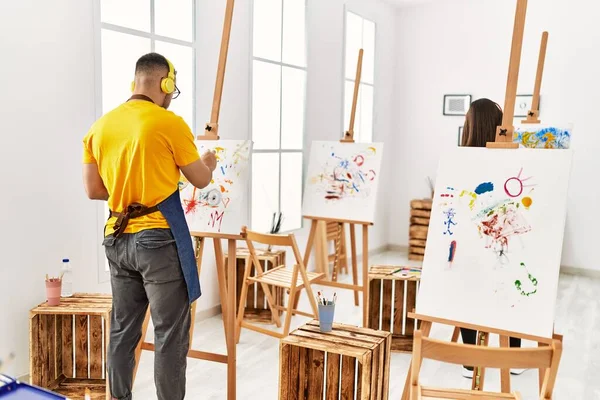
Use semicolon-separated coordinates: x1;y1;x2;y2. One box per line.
405;281;418;335
289;344;300;399
382;335;392;400
359;351;372;400
89;316;103;379
409;239;427;247
55;315;63;381
393;280;404;335
341;355;355;399
279;343;290;400
299;324;382;345
410;199;432;210
308;349;324;399
40;313;49;387
410;216;430;226
30;314;41;386
410;209;431;218
409;246;426;255
305;320;389;339
281;335;366;359
381;280;393;332
368;279;381;330
292;329;377;350
326;353;340;399
408;254;424;261
48;315;56;382
75;315;89;378
409;225;428;240
371;346;381;400
62;315;73;377
298;346;310;398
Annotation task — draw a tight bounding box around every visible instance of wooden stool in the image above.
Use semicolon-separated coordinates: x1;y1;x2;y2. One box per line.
409;199;432;261
368;265;421;352
29;293;112;400
225;247;286;324
279;320;392;400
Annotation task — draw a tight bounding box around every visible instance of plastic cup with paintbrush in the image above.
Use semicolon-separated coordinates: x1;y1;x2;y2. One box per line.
318;291;336;333
45;273;63;306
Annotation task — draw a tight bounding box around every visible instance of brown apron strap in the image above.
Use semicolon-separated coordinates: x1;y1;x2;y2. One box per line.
110;203;160;237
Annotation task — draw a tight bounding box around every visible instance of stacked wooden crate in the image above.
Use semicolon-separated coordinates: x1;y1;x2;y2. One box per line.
409;199;433;261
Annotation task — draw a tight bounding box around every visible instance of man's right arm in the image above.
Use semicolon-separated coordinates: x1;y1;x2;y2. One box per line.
168;116;216;189
180;159;212;189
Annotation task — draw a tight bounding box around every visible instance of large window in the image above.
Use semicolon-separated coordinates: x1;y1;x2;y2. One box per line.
344;11;375;143
251;0;306;233
97;0;196;276
99;0;195;127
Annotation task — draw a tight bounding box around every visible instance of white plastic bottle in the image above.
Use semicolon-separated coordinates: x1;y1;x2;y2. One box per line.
61;258;73;297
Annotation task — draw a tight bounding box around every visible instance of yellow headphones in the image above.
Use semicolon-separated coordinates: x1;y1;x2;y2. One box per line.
130;58;176;94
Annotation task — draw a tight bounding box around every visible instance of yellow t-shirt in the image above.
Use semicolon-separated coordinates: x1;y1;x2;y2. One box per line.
83;100;200;236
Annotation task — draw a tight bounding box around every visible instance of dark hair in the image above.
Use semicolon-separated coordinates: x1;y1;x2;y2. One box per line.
135;52;170;75
461;98;503;147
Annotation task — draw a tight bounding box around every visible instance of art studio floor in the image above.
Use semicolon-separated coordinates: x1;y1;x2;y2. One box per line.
132;251;600;399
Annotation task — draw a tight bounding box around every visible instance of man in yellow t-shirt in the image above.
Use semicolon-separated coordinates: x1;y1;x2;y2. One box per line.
82;53;216;400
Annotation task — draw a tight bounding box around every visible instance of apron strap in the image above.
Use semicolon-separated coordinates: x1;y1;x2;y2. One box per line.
110;203;160;237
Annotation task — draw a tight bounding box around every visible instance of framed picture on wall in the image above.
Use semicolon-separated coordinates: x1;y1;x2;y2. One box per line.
514;94;537;117
457;126;463;146
443;94;472;116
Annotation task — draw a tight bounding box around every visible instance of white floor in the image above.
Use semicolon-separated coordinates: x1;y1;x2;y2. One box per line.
133;251;600;399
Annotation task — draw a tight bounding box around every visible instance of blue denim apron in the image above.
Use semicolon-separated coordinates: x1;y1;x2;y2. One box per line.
157;190;201;303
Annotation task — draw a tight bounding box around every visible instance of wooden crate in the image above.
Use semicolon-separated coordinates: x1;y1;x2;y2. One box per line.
409;199;432;261
29;293;112;400
225;247;286;324
279;320;392;400
368;265;420;353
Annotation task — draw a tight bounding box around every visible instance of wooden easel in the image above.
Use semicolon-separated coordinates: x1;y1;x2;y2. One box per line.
402;0;563;398
303;49;375;326
133;1;238;399
522;31;548;124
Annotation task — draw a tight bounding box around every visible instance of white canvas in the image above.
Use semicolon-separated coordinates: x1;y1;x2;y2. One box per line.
302;141;384;223
179;140;252;235
416;147;573;339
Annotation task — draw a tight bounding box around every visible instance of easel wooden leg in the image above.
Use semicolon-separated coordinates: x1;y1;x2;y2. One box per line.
350;224;359;306
189;237;205;347
401;320;432;400
340;223;349;275
315;221;329;280
362;224;369;327
499;335;511;393
471;331;490;390
214;239;230;343
226;239;237;400
294;220;318;310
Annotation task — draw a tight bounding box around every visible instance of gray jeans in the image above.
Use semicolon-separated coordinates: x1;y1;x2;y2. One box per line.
103;228;190;400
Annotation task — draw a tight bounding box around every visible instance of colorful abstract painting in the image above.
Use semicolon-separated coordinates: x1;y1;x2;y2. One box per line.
513;124;572;149
302;141;384;223
416;147;572;339
179;140;252;235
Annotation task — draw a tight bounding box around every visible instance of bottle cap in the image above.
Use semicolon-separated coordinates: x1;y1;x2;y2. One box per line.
62;259;69;263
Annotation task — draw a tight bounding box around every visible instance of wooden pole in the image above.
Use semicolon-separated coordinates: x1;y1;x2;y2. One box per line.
522;31;548;124
342;48;364;143
201;0;235;139
487;0;527;149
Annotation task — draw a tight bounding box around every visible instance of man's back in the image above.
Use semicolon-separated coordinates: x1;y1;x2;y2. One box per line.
83;99;199;235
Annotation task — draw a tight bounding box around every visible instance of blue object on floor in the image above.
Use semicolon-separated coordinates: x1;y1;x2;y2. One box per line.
0;375;66;399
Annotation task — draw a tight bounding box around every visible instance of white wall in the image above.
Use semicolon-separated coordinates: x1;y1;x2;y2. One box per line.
0;0;102;377
391;0;600;271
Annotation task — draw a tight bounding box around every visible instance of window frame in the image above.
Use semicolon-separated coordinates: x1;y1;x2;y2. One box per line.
342;8;377;143
92;0;198;282
249;0;308;234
